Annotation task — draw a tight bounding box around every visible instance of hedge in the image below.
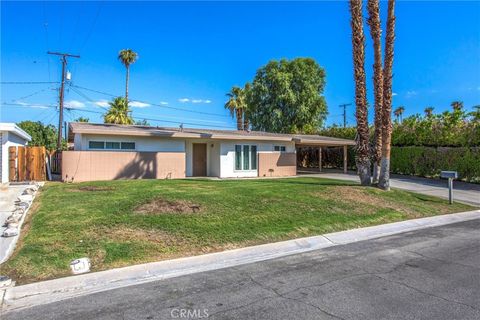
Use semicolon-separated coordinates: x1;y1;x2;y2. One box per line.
390;147;480;183
298;146;480;183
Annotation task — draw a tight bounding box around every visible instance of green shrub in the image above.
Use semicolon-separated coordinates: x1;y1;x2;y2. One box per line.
391;147;480;183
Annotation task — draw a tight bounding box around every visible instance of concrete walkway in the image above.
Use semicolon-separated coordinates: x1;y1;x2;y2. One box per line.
0;185;31;264
298;170;480;206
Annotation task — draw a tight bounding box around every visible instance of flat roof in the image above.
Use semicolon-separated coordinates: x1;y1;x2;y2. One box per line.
0;123;32;141
69;122;355;146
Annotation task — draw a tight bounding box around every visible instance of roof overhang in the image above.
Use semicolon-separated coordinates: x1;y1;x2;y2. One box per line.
293;138;356;146
0;123;32;141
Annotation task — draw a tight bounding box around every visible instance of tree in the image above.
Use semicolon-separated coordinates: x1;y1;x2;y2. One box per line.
135;119;150;126
367;0;384;184
104;97;134;125
17;121;59;151
350;0;371;186
225;86;247;130
74;117;89;122
378;0;396;190
246;58;327;134
424;106;434;117
394;106;405;122
451;101;463;111
118;49;138;106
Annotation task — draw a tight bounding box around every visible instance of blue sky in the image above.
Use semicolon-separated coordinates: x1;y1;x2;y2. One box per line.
1;1;479;129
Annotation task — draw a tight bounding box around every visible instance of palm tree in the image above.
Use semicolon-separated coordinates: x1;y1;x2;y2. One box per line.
118;49;138;107
225;86;247;130
104;97;134;125
367;0;383;184
424;106;434;117
378;0;396;191
394;106;405;122
242;83;252;131
350;0;371;186
74;117;89;123
451;101;463;111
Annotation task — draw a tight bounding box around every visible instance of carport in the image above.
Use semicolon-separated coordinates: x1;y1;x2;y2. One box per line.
293;135;355;174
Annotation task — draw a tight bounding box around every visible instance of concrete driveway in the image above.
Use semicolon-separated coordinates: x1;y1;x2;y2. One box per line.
4;219;480;320
298;170;480;206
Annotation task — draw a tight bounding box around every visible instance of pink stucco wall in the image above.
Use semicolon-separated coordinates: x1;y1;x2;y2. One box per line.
258;152;297;177
62;151;186;182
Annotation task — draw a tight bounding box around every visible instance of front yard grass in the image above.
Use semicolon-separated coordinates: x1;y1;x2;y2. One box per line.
0;177;472;284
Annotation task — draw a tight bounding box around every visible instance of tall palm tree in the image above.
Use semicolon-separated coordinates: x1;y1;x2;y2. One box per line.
451;101;464;111
378;0;396;191
394;106;404;122
350;0;371;186
118;49;138;107
242;83;252;131
424;106;434;117
367;0;383;184
104;97;134;125
225;86;247;130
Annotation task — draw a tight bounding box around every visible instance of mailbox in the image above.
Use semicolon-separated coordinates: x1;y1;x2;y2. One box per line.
440;171;458;179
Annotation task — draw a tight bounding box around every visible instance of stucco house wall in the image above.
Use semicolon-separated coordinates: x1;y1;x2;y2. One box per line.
219;140;296;178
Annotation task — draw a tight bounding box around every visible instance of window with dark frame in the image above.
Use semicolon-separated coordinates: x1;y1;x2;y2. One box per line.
235;144;257;171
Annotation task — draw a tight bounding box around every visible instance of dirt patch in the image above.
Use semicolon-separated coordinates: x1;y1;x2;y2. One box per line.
134;198;201;214
318;186;416;216
97;226;187;246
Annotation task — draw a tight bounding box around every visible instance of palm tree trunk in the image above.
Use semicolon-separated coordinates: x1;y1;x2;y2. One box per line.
243;115;249;131
379;0;396;190
125;65;130;107
350;0;371;186
367;0;383;185
236;109;243;130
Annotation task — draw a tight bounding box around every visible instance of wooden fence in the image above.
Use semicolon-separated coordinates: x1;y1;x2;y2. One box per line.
8;146;47;182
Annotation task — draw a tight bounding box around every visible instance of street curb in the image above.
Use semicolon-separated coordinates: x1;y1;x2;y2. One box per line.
2;209;480;313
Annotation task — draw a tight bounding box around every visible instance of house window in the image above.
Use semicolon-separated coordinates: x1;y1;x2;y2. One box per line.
274;146;286;152
89;141;105;149
106;142;120;150
88;141;135;150
235;145;257;171
121;142;135;150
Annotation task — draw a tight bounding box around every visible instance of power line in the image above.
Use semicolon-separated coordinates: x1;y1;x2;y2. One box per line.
339;103;352;128
78;1;104;54
71;84;232;118
1;81;59;85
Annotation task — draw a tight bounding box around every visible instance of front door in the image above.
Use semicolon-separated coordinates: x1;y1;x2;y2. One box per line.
192;143;207;176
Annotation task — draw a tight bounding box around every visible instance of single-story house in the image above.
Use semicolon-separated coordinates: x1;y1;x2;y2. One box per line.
0;123;32;184
63;122;355;182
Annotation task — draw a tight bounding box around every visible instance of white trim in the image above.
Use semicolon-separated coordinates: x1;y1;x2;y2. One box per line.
0;123;32;141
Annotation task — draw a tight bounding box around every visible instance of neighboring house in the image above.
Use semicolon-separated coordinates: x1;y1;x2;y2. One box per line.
63;122;355;182
0;123;32;184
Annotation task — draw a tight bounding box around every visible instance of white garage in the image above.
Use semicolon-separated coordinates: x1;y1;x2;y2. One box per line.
0;123;32;184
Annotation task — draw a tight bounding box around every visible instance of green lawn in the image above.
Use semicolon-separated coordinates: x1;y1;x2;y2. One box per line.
1;177;472;284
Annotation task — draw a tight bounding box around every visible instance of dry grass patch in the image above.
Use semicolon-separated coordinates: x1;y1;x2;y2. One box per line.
318;186;417;216
134;198;201;214
97;226;187;246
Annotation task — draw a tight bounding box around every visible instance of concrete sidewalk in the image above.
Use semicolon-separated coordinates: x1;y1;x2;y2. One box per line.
2;209;479;313
298;171;480;206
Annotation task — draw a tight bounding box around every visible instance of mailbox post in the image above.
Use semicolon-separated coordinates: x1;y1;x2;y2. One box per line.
440;171;458;204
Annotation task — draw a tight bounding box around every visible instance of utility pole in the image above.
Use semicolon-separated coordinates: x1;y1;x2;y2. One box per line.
339;103;352;128
47;51;80;150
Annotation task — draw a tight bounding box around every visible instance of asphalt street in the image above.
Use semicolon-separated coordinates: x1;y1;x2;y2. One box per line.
4;219;480;320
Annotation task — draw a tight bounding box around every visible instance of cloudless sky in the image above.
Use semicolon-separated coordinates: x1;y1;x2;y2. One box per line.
1;1;479;130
